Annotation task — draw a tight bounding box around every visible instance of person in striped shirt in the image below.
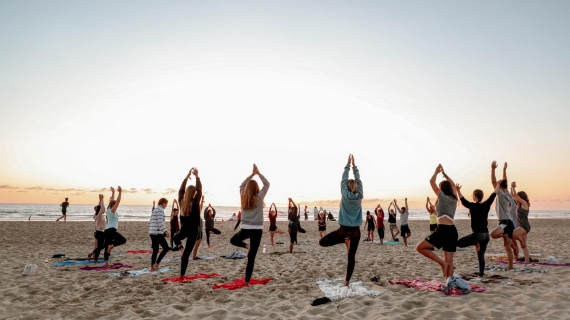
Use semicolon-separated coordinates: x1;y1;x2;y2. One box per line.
149;198;170;271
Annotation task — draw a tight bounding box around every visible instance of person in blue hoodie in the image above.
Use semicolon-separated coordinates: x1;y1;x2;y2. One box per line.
319;154;363;286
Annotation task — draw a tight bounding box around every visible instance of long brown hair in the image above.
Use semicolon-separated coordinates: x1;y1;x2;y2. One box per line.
439;180;457;200
181;185;196;217
241;180;260;210
517;191;530;207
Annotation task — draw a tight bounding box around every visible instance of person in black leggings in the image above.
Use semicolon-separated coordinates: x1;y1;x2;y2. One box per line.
230;164;270;285
319;154;363;286
204;204;221;247
172;168;202;278
288;198;299;253
457;183;500;277
149;198;171;271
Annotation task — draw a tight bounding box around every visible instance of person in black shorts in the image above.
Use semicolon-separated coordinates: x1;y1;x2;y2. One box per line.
363;211;376;242
56;198;69;222
287;198;300;253
317;210;327;239
489;161;516;269
268;203;284;245
387;202;399;241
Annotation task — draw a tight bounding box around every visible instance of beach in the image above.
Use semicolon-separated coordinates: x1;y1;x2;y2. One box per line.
1;219;569;319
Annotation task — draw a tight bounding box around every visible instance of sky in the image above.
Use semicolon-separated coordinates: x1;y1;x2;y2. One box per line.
0;1;569;209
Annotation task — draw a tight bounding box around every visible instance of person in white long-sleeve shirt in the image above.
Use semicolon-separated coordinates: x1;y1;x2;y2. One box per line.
149;198;170;271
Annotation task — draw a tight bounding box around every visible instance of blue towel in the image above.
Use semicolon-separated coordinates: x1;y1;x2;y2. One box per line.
53;260;105;267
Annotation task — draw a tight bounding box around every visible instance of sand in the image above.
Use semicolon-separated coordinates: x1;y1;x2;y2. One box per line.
1;219;569;319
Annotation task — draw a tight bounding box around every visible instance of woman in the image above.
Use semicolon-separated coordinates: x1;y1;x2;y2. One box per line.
511;182;531;264
387;202;399;241
268;203;284;245
456;183;499;277
319;154;363;286
363;211;376;242
416;164;458;288
230;164;270;285
103;186;127;267
426;197;437;234
172;168;202;279
394;198;410;247
149;198;170;271
88;194;106;262
317;209;327;239
170;199;180;249
374;204;385;244
204;203;221;248
287;198;300;252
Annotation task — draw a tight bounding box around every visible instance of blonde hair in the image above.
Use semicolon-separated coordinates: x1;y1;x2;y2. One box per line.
347;179;358;193
181;185;196;217
241;180;260;210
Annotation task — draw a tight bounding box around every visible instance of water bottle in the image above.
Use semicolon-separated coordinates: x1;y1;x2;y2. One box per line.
263;244;266;253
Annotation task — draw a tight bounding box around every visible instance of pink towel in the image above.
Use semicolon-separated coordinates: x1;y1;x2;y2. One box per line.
80;263;133;271
213;277;273;290
163;273;221;283
127;250;154;254
389;278;486;295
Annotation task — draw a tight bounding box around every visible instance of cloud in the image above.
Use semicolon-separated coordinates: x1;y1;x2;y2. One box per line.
122;188;138;193
0;185;19;189
17;190;28;193
72;192;85;196
89;188;107;192
25;186;44;190
162;188;177;195
141;188;152;194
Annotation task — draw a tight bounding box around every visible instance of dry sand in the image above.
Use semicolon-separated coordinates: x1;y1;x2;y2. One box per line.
1;219;569;319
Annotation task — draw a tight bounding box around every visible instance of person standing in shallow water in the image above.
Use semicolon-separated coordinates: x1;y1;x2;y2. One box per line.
56;198;69;222
319;154;363;286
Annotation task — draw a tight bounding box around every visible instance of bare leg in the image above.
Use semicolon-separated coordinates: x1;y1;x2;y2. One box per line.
390;228;395;241
192;239;201;260
443;252;455;283
503;236;514;269
270;231;275;246
417;241;448;278
289;243;293;253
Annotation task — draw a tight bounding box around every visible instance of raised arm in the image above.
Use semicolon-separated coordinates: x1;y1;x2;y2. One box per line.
352;155;363;196
510;182;529;209
178;169;193;203
211;206;216;218
491;161;498;188
393;199;402;214
502;162;508;181
191;169;202;207
257;170;270;200
425;197;431;212
430;164;443;196
405;197;409;213
111;186;122;213
341;154;351;191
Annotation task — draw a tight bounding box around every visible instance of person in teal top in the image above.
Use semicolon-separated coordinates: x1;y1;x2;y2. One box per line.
319;154;363;286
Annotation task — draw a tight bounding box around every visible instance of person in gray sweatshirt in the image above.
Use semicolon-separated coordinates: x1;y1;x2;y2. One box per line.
230;164;270;285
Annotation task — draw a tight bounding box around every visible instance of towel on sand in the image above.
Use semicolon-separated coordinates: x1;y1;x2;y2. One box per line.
476;265;548;273
163;273;221;283
460;273;539;286
213;277;273;290
54;260;104;267
221;252;246;259
80;263;133;271
126;250;154;254
390;278;486;295
315;278;380;301
110;267;173;277
495;260;567;267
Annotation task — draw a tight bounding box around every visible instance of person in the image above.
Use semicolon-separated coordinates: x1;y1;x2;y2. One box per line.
204;203;221;248
190;195;205;260
363;211;376;242
511;181;531;264
317;209;327;239
268;203;284;245
88;194;106;262
229;213;237;221
230;164;270;285
394;198;410;247
103;187;127;267
170;199;180;249
304;206;308;221
456;183;499;277
416;164;458;288
172;168;202;278
490;161;515;270
319;154;363;286
327;211;335;221
387;202;399;241
314;207;319;221
56;198;70;222
426;197;437;234
374;204;385;244
149;198;170;271
288;198;300;252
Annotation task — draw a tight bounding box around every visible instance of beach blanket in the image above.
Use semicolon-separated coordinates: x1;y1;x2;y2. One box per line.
221;252;246;259
163;273;221;283
160;258;181;263
213;277;273;290
110;267;173;277
194;256;215;260
53;260;104;267
460;273;539;286
315;278;380;301
389;278;486;295
379;241;403;245
477;265;548;273
80;263;134;271
495;260;570;267
126;250;154;254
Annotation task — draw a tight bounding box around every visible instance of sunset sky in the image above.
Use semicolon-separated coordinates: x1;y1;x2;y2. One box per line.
0;1;569;209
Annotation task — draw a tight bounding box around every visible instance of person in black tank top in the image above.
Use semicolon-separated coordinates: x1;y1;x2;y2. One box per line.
364;211;376;242
387;202;400;241
317;210;327;239
268;203;284;246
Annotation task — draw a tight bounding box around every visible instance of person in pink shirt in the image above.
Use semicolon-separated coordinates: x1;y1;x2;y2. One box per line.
374;204;385;244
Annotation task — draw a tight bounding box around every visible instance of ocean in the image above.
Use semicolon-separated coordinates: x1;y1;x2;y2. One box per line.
0;203;568;222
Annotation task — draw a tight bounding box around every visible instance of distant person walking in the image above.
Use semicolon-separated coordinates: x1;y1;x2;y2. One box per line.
56;198;70;222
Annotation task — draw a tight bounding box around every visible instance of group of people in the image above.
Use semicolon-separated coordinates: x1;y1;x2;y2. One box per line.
82;156;531;289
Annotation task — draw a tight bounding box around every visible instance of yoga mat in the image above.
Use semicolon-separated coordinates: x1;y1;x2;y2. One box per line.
213;277;273;290
54;260;104;267
389;278;486;295
316;278;380;301
80;263;134;271
163;273;221;283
